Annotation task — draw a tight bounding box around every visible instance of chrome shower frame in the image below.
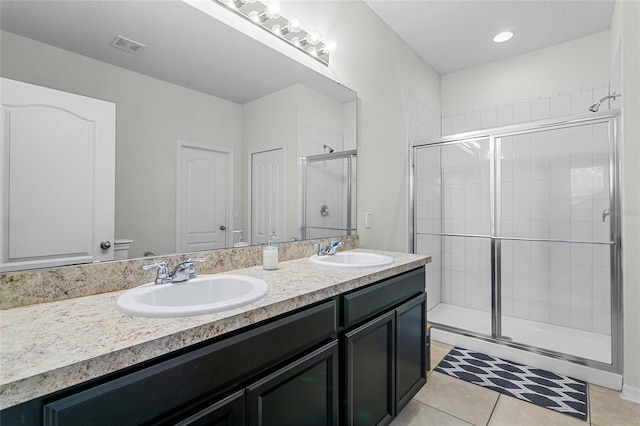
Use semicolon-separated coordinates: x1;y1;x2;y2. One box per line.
409;110;623;374
301;150;357;240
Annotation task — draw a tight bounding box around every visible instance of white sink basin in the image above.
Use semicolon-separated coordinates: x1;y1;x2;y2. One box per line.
309;252;393;268
117;275;268;318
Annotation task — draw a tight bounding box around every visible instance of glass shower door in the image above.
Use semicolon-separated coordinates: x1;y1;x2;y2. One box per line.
497;120;616;363
415;138;493;337
301;151;356;240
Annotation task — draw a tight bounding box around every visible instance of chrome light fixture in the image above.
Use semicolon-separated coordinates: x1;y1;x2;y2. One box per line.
216;0;335;65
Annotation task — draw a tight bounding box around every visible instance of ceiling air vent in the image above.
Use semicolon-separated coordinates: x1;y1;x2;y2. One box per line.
110;35;146;55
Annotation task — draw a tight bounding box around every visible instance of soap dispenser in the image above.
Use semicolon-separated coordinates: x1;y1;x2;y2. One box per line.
263;233;278;270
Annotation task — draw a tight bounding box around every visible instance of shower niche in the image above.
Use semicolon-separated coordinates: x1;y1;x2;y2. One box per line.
411;113;622;374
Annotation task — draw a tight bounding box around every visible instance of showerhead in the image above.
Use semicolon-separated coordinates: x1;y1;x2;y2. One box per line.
588;92;620;112
323;144;334;153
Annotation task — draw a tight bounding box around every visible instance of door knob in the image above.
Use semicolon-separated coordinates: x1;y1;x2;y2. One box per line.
100;241;111;250
220;225;226;231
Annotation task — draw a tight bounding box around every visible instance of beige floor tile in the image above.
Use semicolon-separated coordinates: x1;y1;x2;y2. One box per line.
589;384;640;426
391;400;472;426
430;340;453;371
413;371;499;425
488;394;588;426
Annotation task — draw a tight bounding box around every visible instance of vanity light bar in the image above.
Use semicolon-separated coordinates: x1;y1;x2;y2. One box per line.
215;0;334;65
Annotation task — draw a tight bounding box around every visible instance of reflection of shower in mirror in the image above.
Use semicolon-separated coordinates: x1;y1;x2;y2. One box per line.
323;144;334;153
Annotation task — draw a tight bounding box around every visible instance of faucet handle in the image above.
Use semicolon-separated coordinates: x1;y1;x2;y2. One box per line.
315;242;326;255
183;258;206;279
328;241;344;255
143;262;171;284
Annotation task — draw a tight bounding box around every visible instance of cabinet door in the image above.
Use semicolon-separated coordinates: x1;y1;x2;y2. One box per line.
174;390;245;426
246;340;339;426
344;311;395;426
395;293;427;413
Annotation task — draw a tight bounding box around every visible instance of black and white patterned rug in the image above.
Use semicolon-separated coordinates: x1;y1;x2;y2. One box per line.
435;347;588;421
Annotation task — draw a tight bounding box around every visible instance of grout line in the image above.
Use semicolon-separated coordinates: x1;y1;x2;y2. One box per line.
410;398;475;425
587;383;593;425
486;394;501;426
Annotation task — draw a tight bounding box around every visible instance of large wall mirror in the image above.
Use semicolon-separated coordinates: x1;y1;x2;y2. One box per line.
0;0;356;271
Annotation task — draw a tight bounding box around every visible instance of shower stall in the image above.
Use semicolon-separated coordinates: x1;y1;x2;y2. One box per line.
301;150;357;240
411;112;622;374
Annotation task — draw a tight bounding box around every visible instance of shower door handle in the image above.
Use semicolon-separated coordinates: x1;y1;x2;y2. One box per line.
602;208;611;222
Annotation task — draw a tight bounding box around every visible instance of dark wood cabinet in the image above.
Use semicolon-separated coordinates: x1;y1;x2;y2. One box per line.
395;293;427;412
343;294;427;426
246;340;339;426
2;266;426;426
174;390;245;426
40;301;337;426
344;311;396;426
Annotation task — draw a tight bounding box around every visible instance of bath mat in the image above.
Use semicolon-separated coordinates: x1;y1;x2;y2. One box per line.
435;347;588;421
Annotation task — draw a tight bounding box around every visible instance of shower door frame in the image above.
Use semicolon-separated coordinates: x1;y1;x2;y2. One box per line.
300;150;357;240
409;111;623;374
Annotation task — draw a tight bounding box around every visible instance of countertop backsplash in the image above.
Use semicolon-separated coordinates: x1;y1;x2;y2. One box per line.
0;235;359;310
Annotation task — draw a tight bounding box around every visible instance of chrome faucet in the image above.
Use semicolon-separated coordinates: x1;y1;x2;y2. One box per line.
315;241;344;256
143;258;206;284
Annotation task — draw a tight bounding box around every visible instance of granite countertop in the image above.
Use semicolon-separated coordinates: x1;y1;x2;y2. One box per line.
0;249;429;410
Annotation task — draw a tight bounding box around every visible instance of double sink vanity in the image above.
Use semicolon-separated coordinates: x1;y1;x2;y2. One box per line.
0;238;430;425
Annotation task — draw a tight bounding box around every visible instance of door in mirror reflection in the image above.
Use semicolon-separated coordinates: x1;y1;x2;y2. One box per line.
251;148;285;246
1;78;115;272
177;141;230;253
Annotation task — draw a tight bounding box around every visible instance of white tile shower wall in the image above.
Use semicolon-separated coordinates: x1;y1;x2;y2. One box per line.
499;123;612;334
299;122;345;157
299;122;349;239
407;92;441;142
440;142;493;314
442;81;611;136
305;159;347;237
408;92;442;310
415;148;442;310
435;82;613;335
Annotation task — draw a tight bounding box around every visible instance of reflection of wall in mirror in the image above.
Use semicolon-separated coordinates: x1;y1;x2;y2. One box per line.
0;29;356;258
0;30;241;258
243;84;356;243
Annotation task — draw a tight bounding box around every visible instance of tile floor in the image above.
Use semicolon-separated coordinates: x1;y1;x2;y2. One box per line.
391;341;640;426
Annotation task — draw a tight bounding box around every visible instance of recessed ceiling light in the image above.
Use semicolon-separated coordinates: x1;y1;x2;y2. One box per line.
493;31;514;43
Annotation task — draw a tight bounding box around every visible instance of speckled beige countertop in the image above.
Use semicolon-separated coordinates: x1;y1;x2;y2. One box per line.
0;249;429;410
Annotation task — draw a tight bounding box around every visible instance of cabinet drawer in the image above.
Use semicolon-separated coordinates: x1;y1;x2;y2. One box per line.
43;300;337;426
341;267;424;328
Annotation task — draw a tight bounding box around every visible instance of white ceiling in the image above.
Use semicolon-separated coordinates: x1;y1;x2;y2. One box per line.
364;0;615;75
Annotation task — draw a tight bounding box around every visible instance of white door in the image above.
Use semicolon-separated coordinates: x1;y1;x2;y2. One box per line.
251;148;285;245
177;141;231;252
1;78;115;272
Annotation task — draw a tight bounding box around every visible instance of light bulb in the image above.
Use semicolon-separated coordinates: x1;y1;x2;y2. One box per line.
271;24;283;36
323;41;336;52
307;46;318;57
288;16;302;33
248;10;260;23
265;0;281;19
307;29;321;45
